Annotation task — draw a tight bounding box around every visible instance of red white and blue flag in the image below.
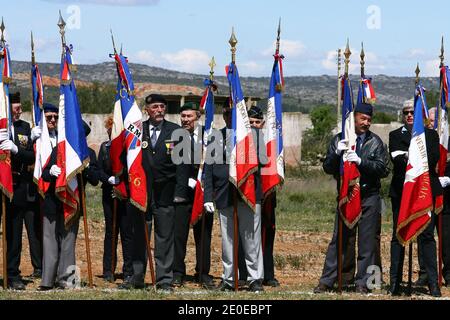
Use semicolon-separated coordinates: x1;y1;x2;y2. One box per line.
0;43;13;199
339;76;361;228
226;62;258;211
190;79;216;225
110;52;147;212
32;57;52;197
397;84;433;245
55;44;90;226
357;76;376;105
261;51;284;197
434;66;450;214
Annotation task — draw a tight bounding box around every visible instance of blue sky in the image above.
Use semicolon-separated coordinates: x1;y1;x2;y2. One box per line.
2;0;450;77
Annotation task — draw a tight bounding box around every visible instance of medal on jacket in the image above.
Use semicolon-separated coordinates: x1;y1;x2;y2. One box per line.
165;140;174;155
142;141;148;149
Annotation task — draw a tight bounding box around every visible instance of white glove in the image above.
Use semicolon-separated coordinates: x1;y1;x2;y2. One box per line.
204;202;215;213
346;150;361;165
50;165;62;177
188;178;197;189
0;128;8;141
31;127;42;141
108;176;120;185
336;139;349;155
0;140;18;154
439;176;450;188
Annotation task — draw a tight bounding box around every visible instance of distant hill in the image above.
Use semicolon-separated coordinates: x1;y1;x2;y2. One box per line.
10;60;440;113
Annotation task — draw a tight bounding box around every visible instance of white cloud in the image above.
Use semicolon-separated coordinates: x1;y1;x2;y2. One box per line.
321;47;385;74
42;0;159;6
33;37;60;51
423;58;440;77
135;50;159;65
239;61;265;75
263;39;305;58
407;48;426;58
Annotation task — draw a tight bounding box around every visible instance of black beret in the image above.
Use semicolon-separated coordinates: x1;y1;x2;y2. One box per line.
180;101;199;112
354;102;373;117
145;94;167;106
43;103;58;113
82;120;91;137
9;92;20;104
247;106;263;119
222;97;232;109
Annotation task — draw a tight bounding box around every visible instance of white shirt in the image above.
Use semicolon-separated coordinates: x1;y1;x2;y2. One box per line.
49;130;57;148
149;122;163;144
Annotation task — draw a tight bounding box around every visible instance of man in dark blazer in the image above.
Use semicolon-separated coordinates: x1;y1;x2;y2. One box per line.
0;92;40;290
123;93;182;292
388;100;442;297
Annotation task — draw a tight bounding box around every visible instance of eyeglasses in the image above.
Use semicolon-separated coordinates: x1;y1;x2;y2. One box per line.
46;115;59;121
249;120;262;125
403;110;414;116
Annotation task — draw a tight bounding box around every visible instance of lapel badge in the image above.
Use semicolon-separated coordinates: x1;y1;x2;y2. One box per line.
142;141;148;149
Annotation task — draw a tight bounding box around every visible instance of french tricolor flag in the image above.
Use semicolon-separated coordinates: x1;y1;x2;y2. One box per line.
190;79;215;225
31;60;52;197
434;66;450;214
397;84;433;245
55;44;90;226
357;77;376;105
110;52;147;212
339;76;361;228
226;62;258;211
261;52;284;197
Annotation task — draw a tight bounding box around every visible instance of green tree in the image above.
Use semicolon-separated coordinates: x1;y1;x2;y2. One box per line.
372;111;396;124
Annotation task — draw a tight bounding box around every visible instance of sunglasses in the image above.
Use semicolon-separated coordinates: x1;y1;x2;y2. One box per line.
403;111;414;116
46;115;59;121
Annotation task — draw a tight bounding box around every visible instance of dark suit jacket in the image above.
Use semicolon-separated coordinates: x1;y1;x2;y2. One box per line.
11;119;35;207
389;126;442;199
142;119;182;207
204;127;266;210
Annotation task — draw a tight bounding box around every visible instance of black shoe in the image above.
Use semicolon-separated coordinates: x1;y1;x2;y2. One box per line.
31;269;42;279
389;283;401;296
200;276;215;290
414;277;428;287
118;278;145;290
37;285;53;291
249;280;264;293
218;281;234;292
428;283;442;297
172;274;184;287
313;282;331;294
103;273;114;283
7;279;25;290
355;285;369;295
156;283;174;293
263;278;280;287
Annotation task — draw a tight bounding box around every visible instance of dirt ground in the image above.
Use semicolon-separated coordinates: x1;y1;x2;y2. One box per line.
1;216;449;299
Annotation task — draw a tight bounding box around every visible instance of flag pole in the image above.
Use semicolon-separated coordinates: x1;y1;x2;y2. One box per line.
78;174;93;288
437;36;445;289
143;214;156;286
0;18;7;290
337;49;342;130
229;28;240;292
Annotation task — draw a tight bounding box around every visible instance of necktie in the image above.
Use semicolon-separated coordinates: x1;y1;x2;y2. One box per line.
151;127;158;148
190;132;195;164
356;136;362;156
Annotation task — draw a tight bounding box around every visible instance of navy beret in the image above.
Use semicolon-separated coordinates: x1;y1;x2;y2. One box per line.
247;106;263;119
43;103;58;113
354;102;373;117
9;92;20;104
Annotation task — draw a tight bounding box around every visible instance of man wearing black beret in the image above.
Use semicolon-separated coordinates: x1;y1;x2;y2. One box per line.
314;102;389;294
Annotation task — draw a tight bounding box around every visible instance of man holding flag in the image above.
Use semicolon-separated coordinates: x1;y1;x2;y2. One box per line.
315;98;389;294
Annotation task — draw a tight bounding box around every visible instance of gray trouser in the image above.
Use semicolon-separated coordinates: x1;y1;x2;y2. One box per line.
41;212;79;288
218;202;263;285
319;194;381;288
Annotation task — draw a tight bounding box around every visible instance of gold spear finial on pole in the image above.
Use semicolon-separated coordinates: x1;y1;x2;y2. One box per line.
0;17;5;44
337;48;342;127
229;27;237;64
440;36;445;68
31;31;35;65
276;18;281;55
110;29;117;54
57;10;66;48
360;42;365;78
209;56;216;81
415;63;420;85
344;38;351;77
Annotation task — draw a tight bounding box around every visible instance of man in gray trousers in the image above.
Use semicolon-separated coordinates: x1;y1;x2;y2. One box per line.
313;102;389;294
203;98;265;292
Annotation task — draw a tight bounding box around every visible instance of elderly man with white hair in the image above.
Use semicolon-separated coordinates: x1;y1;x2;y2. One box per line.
388;99;442;297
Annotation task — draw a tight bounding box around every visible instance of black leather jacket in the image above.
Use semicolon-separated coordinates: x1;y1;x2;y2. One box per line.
323;131;390;197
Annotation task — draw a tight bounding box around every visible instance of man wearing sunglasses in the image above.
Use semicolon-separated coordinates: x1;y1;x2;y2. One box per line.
388;99;442;297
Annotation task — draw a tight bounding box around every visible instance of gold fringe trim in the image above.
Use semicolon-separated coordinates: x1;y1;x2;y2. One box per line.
396;205;433;247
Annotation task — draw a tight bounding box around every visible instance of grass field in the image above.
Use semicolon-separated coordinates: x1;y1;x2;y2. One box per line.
0;170;448;300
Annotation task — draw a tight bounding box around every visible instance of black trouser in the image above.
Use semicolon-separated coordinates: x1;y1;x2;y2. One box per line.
417;210;450;283
390;196;438;286
173;203;214;281
5;200;42;280
262;199;276;281
102;191;133;278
